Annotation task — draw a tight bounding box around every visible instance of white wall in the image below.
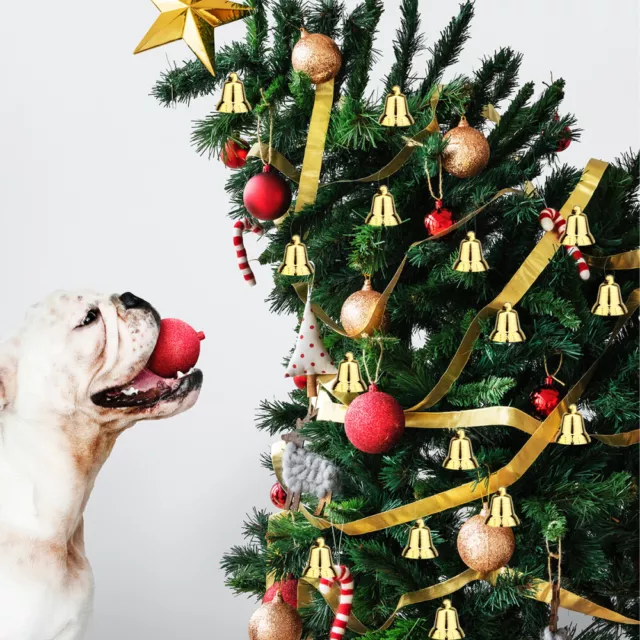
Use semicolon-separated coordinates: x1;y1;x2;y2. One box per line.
0;1;637;638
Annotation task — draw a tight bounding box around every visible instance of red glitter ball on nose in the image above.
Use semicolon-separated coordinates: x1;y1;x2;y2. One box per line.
147;318;205;378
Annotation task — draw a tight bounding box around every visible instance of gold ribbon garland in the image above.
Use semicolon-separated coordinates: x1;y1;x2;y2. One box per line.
583;249;640;270
248;142;301;183
297;566;639;633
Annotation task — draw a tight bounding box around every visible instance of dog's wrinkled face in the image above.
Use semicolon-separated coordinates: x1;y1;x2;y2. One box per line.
0;290;202;428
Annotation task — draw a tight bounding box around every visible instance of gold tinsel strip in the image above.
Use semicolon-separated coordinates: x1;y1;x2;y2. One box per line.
297;566;639;633
583;248;640;270
247;142;301;183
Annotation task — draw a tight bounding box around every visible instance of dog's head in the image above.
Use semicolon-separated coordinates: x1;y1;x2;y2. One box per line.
0;291;202;429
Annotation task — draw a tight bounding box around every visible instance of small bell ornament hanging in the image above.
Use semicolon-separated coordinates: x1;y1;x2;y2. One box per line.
490;303;526;343
592;275;628;316
559;206;595;246
453;232;489;272
402;519;438;560
378;86;415;127
443;429;479;470
216;72;252;113
303;537;338;580
555;404;591;445
442;115;490;179
428;599;465;639
485;487;521;528
333;353;366;393
366;186;402;226
278;236;314;276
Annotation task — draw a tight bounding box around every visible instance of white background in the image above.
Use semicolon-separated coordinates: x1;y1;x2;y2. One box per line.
0;1;638;637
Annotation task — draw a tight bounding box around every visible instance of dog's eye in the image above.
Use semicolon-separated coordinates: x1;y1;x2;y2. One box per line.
78;309;99;328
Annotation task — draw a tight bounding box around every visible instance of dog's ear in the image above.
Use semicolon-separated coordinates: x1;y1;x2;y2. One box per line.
0;351;17;411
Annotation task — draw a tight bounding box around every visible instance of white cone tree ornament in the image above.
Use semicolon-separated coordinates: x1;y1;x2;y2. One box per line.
285;291;337;397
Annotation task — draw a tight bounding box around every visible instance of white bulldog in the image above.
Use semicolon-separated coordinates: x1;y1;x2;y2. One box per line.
0;291;203;640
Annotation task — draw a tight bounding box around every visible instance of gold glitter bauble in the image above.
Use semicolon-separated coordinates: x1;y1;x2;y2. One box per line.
340;278;389;338
291;28;342;84
457;504;515;572
248;591;302;640
442;116;490;178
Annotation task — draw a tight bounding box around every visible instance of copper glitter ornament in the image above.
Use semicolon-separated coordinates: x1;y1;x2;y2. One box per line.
340;277;388;338
442;116;490;178
456;503;515;572
291;28;342;84
248;591;303;640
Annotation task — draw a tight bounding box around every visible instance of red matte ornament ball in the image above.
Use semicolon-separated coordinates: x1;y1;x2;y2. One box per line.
220;139;249;168
270;482;288;509
293;375;307;390
424;199;454;236
530;376;561;419
147;318;205;378
243;165;292;221
344;383;405;454
263;578;299;608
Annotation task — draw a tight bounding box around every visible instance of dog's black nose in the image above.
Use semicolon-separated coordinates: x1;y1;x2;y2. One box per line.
120;292;148;310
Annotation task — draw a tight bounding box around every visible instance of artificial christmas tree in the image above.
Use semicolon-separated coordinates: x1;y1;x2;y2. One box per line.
151;1;639;638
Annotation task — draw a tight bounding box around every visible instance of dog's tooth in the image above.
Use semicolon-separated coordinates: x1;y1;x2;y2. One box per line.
176;371;185;379
122;386;140;396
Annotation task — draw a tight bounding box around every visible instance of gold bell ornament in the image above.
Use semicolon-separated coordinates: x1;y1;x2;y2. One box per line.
303;537;338;580
216;72;252;113
560;206;595;246
277;236;314;276
428;599;465;639
453;231;489;272
592;275;628;316
555;404;591;445
333;353;366;393
365;186;402;227
443;429;479;471
490;303;526;343
485;487;521;528
378;86;415;127
402;519;438;560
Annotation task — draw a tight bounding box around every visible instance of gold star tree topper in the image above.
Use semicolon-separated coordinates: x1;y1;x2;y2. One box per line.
134;0;252;76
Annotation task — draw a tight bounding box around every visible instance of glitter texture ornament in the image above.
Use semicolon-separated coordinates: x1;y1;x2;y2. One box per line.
243;165;292;221
270;482;288;509
340;277;389;338
147;318;205;378
442;116;490;178
248;591;302;640
530;376;561;419
424;199;454;236
344;383;405;453
263;578;298;609
291;28;342;85
457;503;515;572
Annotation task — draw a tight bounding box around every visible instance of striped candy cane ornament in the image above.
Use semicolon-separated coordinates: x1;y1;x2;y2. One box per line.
319;565;354;639
233;218;264;286
539;207;590;280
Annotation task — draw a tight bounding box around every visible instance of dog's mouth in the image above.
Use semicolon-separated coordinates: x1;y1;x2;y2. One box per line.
91;367;203;410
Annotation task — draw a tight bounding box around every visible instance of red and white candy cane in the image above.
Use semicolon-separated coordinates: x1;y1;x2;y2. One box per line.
319;565;354;639
539;207;590;280
233;218;264;286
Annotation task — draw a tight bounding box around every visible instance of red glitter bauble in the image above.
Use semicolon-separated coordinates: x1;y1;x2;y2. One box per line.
530;376;562;419
220;139;249;168
293;375;307;390
243;165;292;221
270;482;288;509
424;199;454;236
344;383;405;453
263;578;299;608
147;318;205;378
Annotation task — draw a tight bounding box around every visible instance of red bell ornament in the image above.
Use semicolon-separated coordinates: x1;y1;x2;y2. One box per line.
270;482;288;509
344;383;405;453
220;138;249;168
424;200;453;236
293;375;307;390
530;376;562;419
243;165;292;221
147;318;205;378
